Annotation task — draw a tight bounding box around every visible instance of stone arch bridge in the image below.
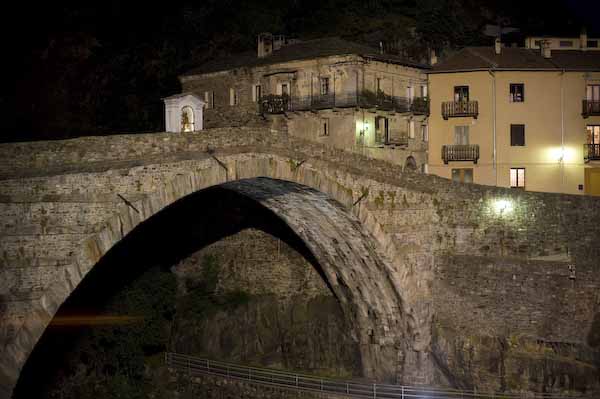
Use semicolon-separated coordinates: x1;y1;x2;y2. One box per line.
1;127;599;398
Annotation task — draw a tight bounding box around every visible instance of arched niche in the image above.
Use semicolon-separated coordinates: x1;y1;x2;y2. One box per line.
163;93;205;133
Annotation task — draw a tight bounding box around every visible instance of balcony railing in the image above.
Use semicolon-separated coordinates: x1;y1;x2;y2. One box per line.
582;100;600;118
442;101;478;119
259;91;428;115
584;144;600;161
442;144;480;164
375;134;409;147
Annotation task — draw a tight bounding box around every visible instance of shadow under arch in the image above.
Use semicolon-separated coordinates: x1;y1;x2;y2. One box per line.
13;177;405;397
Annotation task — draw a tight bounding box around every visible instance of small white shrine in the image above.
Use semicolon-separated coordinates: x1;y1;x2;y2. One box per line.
163;93;205;133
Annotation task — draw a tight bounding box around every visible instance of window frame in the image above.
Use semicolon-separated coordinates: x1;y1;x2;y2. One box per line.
510;168;526;189
510;124;526;146
320;77;330;96
451;168;473;184
454;86;469;102
454;125;469;145
588;125;600;144
509;83;525;103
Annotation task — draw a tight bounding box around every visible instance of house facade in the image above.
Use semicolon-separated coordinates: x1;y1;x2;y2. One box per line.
177;34;430;171
427;38;600;195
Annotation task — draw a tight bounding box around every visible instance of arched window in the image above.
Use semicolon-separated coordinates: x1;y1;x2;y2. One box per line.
181;106;195;132
404;156;417;172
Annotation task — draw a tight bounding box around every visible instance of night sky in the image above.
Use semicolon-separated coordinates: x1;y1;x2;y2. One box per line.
3;0;599;142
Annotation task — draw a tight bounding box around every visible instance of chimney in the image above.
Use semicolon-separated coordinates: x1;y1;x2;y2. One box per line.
494;37;502;55
541;40;552;58
430;49;438;66
257;33;273;58
580;27;588;51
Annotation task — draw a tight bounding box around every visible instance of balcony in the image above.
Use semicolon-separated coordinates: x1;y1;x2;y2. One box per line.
584;144;600;162
259;91;427;115
410;97;430;115
582;100;600;118
442;144;480;164
442;101;478;119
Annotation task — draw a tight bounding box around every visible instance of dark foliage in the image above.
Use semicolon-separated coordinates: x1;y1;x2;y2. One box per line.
4;0;597;142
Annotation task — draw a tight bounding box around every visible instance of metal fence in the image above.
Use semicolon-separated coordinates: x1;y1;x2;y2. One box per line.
166;352;589;399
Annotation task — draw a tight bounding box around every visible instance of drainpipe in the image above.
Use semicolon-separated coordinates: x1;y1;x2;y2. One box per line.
560;69;565;192
489;70;497;185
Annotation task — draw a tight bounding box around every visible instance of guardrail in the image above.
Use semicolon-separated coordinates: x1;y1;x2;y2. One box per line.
166;352;588;399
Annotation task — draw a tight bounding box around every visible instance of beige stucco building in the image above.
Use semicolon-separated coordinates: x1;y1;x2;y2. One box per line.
427;38;600;195
175;34;430;171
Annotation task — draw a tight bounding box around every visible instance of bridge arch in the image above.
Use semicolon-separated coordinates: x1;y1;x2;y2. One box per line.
5;154;414;396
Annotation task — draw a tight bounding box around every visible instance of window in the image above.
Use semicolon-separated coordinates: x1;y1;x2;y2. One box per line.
510;124;525;146
181;106;194;132
409;120;415;139
421;124;428;142
559;40;573;47
375;116;389;144
452;168;473;184
320;77;330;95
420;85;428;98
534;40;541;47
454;86;469;102
252;85;262;102
407;86;415;100
588;40;599;48
587;84;600;101
510;168;525;188
229;88;238;106
510;83;525;102
204;91;214;108
281;83;289;96
454;125;469;145
376;78;382;93
588;125;600;144
320;118;329;136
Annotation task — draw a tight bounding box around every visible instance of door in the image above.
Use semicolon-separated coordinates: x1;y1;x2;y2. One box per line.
454;86;469;102
585;168;600;196
375;116;389;144
587;85;600;114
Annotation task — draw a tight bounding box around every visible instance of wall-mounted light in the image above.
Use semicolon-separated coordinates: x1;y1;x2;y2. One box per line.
491;198;514;216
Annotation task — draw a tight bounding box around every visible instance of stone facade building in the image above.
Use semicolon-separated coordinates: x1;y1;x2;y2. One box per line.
177;34;430;171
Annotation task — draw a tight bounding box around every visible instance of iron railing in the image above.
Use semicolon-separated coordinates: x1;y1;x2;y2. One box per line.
584;144;600;161
259;92;428;115
442;144;480;164
582;100;600;117
442;101;479;119
166;352;588;399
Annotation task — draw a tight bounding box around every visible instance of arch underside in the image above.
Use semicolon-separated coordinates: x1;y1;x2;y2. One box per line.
0;159;412;397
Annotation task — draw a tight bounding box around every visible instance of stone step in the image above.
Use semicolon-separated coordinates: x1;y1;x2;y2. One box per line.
0;202;117;235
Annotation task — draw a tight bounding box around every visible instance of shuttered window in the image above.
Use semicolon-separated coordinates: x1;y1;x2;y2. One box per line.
510;124;525;146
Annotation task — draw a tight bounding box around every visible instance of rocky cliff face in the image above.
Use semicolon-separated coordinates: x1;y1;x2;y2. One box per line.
169;228;361;378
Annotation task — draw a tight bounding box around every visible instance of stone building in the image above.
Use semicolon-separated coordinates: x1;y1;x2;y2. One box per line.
428;35;600;195
177;33;430;171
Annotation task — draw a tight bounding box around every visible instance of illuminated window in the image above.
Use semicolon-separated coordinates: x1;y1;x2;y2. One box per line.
510;168;525;188
409;120;415;139
181;106;194;132
452;168;473;183
509;83;524;102
588;125;600;144
253;85;262;102
204;91;214;108
229;88;238;106
421;124;428;142
510;124;525;146
320;77;330;95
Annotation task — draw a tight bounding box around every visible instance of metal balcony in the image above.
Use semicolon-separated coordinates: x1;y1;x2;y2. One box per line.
259;91;427;115
584;144;600;162
442;101;478;119
582;100;600;118
442;144;480;164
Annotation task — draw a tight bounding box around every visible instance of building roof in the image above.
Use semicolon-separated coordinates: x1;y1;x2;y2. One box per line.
429;46;600;73
181;37;428;77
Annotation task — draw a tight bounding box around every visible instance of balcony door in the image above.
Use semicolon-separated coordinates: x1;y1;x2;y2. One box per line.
454;126;469;145
588;125;600;144
454;86;469;102
375;116;389;145
587;84;600;101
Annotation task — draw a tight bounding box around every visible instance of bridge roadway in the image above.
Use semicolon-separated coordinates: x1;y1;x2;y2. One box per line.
2;127;600;398
166;353;588;399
